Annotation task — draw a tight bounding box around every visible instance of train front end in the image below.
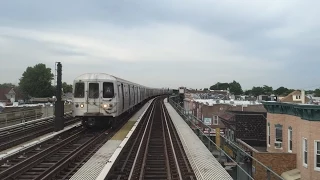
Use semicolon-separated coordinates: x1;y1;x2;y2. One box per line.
72;78;118;128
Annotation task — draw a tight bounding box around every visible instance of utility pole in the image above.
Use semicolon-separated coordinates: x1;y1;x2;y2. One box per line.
54;62;64;131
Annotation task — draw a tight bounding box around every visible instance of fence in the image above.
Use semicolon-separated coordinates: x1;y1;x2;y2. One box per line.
0;104;72;128
168;96;284;180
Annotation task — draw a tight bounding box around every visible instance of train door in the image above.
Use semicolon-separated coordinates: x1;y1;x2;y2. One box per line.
87;82;100;113
128;85;131;108
121;83;124;112
131;86;134;106
117;83;122;114
133;86;135;106
134;86;138;105
136;87;138;104
123;84;128;111
138;87;140;104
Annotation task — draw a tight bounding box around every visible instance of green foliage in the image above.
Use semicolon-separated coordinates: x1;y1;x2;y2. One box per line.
19;63;54;98
244;90;252;95
210;82;229;90
229;80;243;95
251;86;265;96
210;80;243;95
62;82;73;93
0;83;16;88
314;89;320;97
273;86;294;96
262;85;273;95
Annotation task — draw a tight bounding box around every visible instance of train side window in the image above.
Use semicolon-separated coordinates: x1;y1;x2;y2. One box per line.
103;82;114;98
74;82;85;98
89;83;99;98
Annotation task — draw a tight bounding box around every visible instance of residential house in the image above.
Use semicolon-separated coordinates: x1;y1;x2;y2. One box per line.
280;90;310;104
0;88;18;104
262;101;320;180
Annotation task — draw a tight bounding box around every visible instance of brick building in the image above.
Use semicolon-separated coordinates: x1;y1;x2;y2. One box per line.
220;111;267;149
262;101;320;180
183;96;266;137
184;99;227;136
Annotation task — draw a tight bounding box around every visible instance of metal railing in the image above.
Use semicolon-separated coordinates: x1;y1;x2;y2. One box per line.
0;104;72;128
168;96;283;180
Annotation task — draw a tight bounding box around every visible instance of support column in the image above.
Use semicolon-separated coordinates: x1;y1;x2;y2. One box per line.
54;62;64;131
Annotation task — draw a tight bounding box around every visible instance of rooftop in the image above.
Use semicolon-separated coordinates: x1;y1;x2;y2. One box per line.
192;99;261;106
262;101;320;121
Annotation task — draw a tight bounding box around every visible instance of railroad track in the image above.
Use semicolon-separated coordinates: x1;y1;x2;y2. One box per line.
0;100;148;180
0;114;79;152
105;97;196;180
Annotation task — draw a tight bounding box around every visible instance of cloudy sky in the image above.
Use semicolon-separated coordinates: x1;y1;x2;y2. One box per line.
0;0;319;90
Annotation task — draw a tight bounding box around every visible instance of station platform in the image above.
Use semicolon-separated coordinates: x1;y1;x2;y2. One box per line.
164;98;233;180
70;99;154;180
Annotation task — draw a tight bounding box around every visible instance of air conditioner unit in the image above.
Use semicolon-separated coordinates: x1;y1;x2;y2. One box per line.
274;142;282;148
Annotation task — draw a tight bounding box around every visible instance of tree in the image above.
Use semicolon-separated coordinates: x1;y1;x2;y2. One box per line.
314;89;320;97
229;80;243;95
19;63;54;98
262;85;273;95
0;83;16;88
274;86;289;96
62;82;73;93
251;86;264;97
244;90;252;95
210;82;229;90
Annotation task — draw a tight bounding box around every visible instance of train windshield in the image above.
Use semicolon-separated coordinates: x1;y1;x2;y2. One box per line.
89;83;99;98
103;82;114;98
74;82;84;98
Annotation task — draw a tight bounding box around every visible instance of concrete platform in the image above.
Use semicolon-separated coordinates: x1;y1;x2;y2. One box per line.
70;99;154;180
164;98;233;180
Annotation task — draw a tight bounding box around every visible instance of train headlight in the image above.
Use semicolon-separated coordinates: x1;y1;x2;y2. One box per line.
102;103;113;109
80;104;84;108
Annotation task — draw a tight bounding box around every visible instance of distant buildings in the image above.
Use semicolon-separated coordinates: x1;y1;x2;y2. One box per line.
0;87;23;105
182;88;320;179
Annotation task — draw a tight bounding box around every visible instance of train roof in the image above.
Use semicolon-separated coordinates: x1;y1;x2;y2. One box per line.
74;73;153;89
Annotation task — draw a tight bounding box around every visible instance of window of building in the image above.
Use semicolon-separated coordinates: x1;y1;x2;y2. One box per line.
288;127;292;153
213;115;219;125
275;124;282;149
267;123;270;146
303;138;308;167
315;141;320;171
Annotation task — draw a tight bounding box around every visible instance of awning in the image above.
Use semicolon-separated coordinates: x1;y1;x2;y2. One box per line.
281;168;301;180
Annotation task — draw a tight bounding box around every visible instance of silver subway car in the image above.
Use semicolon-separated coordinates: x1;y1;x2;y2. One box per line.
72;73;168;128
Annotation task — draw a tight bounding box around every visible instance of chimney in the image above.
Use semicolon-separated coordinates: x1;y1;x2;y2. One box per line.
301;89;305;104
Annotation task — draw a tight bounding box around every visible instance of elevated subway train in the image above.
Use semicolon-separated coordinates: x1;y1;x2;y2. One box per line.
72;73;171;128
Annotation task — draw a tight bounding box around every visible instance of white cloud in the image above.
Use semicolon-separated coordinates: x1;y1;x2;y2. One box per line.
0;22;279;68
1;0;320;89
